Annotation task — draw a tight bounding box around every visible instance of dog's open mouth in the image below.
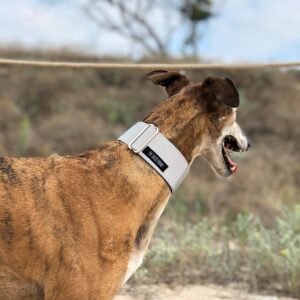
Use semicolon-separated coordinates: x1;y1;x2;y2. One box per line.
222;135;242;174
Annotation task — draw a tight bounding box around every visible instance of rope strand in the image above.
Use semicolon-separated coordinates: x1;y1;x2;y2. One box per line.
0;58;299;70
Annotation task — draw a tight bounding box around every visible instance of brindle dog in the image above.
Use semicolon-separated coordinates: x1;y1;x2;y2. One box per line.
0;71;249;300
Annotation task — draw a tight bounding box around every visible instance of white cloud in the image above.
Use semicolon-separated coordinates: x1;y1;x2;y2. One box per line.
0;0;299;62
200;0;300;62
0;0;182;58
0;0;132;55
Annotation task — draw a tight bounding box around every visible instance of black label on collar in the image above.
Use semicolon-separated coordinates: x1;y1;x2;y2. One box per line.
142;146;169;172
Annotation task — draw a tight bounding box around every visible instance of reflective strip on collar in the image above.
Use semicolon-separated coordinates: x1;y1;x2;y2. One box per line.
118;122;189;191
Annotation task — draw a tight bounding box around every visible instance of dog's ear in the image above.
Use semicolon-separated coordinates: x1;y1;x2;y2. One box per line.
147;70;190;97
201;77;239;108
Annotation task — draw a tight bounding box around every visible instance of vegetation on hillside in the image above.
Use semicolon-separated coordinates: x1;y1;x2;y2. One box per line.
0;48;299;297
132;206;300;297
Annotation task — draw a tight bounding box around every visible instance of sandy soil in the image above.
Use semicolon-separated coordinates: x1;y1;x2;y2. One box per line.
116;285;296;300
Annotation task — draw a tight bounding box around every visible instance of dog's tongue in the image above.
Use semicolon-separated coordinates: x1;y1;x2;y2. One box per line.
227;155;238;173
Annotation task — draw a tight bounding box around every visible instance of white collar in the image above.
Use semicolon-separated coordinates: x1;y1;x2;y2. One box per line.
118;122;189;191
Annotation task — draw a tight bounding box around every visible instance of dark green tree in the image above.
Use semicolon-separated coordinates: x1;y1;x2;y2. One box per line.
180;0;213;56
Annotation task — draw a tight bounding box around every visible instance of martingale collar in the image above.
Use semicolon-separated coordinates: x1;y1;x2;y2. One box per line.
118;122;189;191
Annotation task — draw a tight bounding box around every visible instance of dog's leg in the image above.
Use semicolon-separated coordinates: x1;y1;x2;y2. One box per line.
0;277;43;300
44;274;88;299
44;262;123;300
44;265;94;300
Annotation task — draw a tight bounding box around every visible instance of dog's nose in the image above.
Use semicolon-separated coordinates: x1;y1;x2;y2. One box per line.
246;141;251;151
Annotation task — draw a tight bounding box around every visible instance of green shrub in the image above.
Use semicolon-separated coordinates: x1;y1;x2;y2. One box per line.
18;114;30;155
96;97;137;126
132;205;300;297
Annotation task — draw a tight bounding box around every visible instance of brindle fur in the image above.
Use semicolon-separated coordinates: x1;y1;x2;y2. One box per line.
0;71;241;299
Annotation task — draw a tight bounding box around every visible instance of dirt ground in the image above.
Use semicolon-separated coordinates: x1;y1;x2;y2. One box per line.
116;285;296;300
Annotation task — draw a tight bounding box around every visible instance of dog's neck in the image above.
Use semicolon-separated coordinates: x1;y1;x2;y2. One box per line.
144;96;204;163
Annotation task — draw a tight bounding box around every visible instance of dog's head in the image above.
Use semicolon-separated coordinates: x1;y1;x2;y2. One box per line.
147;70;250;177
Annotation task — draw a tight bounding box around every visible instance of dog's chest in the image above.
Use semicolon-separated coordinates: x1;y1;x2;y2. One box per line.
122;195;170;285
122;249;145;285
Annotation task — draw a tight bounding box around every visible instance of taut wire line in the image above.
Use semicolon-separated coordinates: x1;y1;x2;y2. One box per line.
0;58;299;70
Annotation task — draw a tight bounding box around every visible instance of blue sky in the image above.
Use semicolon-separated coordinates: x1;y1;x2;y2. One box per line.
0;0;299;62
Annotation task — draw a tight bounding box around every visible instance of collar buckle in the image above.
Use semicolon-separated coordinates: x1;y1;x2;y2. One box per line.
128;123;159;153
